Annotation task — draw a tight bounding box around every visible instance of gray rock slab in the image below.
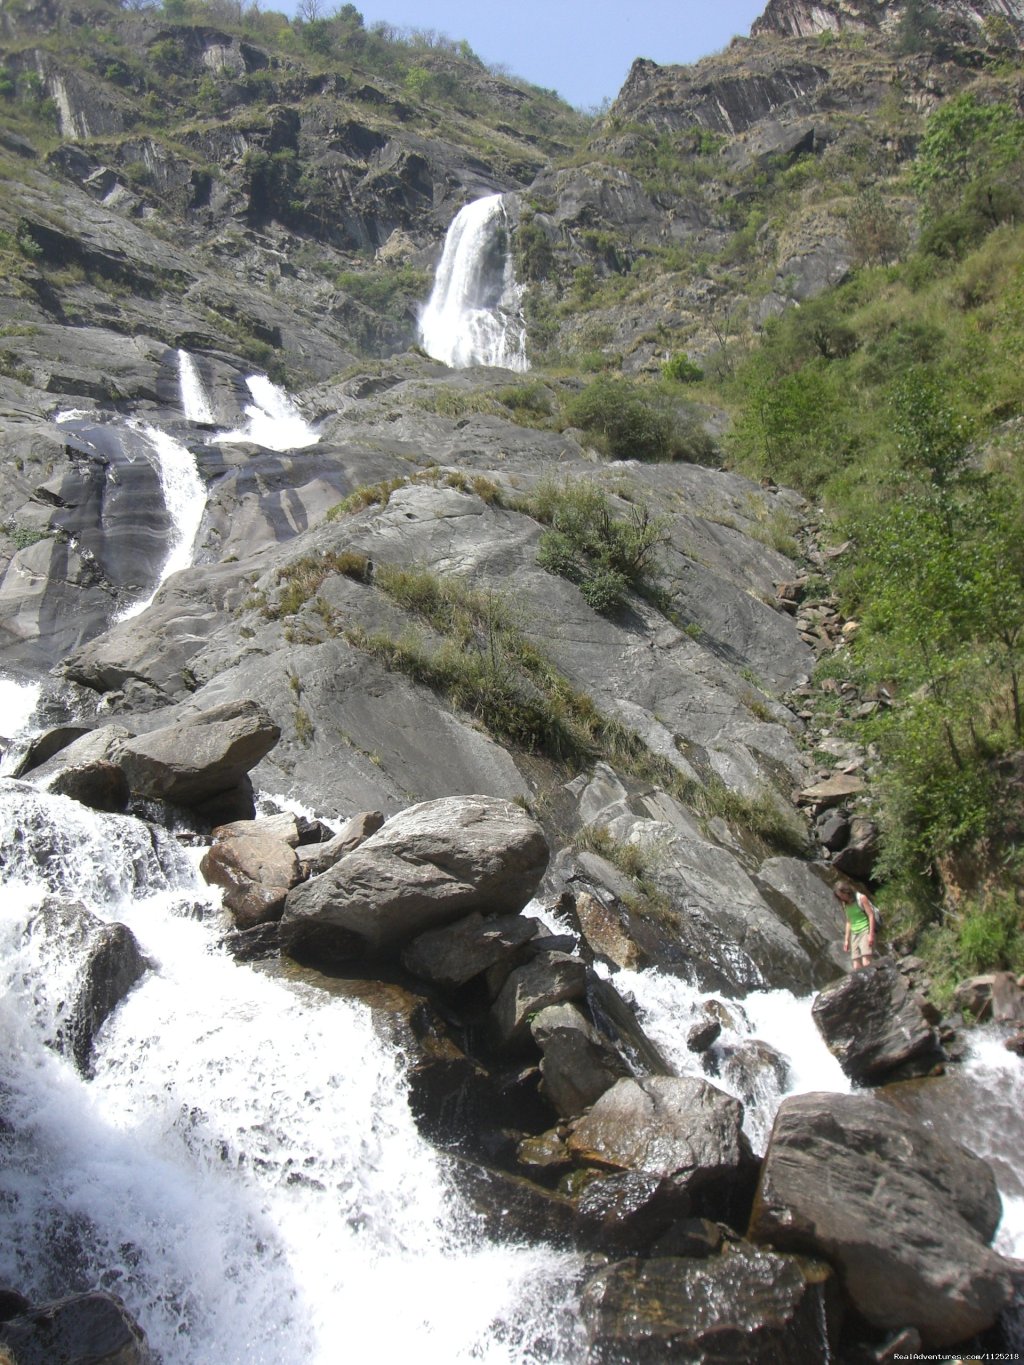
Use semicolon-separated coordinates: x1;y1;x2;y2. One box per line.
117;698;281;805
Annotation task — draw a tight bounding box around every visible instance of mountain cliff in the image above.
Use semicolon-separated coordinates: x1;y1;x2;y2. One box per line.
1;0;1023;1357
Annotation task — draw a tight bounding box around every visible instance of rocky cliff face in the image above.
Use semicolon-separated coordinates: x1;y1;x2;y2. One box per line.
1;2;1021;1357
753;0;1024;40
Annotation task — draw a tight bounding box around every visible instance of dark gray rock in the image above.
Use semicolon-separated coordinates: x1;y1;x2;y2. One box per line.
812;960;942;1083
832;815;880;879
282;795;549;961
401;910;539;991
489;954;588;1052
749;1091;1013;1347
580;1246;840;1364
22;899;148;1074
295;810;386;878
117;699;281;806
47;760;130;813
530;1003;630;1120
575;1171;690;1253
0;1291;153;1364
6;723;92;778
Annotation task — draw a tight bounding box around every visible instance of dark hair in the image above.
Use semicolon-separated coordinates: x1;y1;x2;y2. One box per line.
834;881;854;901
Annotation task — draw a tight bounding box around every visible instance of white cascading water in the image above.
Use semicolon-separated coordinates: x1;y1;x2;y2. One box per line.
116;422;207;621
419;195;529;372
0;779;586;1364
176;349;216;425
215;375;319;452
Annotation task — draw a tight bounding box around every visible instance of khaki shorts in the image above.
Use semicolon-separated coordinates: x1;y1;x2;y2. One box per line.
850;927;873;960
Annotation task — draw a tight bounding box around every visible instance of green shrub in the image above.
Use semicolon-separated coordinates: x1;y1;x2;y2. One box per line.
662;354;705;384
564;377;675;461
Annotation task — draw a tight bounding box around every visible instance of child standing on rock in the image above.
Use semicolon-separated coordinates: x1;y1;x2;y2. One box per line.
835;881;877;970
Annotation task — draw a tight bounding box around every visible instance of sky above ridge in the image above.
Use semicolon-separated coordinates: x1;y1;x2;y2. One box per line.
274;1;771;110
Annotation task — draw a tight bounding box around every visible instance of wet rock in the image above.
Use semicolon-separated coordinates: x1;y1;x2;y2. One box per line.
401;910;540;992
22;898;148;1074
446;1154;579;1247
712;1038;790;1108
687;1014;722;1053
489;954;588;1052
749;1091;1012;1347
282;795;549;961
566;1076;752;1212
200;823;304;928
580;1245;839;1364
47;759;130;813
575;1171;690;1253
530;1003;630;1120
812;961;942;1083
0;1291;153;1364
117;699;281;806
570;888;643;971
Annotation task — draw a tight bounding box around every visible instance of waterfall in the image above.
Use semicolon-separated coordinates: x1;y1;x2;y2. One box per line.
117;423;207;621
215;375;319;452
419;195;529;372
0;784;584;1363
613;962;1024;1260
177;349;215;425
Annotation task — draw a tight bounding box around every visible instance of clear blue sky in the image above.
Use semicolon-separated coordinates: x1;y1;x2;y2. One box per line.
276;1;770;110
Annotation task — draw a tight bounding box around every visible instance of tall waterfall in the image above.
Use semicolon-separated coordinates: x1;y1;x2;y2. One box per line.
419;195;529;371
116;422;207;621
176;349;215;425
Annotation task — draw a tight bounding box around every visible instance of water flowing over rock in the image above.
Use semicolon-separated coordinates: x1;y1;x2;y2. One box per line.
580;1246;839;1364
750;1090;1014;1346
419;195;529;370
0;1290;154;1365
20;898;149;1074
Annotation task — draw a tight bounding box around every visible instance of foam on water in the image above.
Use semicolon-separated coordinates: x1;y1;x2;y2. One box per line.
0;677;41;743
215;375;319;452
116;423;207;620
419;195;528;371
0;785;583;1364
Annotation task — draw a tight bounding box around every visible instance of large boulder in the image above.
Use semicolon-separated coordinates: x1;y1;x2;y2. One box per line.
811;960;942;1083
200;820;305;928
281;795;549;960
567;1076;753;1216
115;699;281;806
749;1091;1013;1347
22;899;149;1074
579;1246;839;1364
0;1290;153;1364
